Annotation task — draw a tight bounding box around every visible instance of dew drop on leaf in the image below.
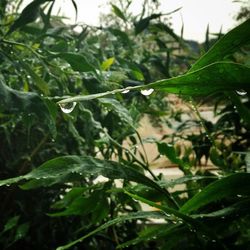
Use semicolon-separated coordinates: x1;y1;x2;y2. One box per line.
235;89;247;96
122;89;130;94
59;102;77;114
140;88;154;96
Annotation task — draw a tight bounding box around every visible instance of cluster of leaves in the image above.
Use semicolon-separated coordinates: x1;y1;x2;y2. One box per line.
0;0;250;249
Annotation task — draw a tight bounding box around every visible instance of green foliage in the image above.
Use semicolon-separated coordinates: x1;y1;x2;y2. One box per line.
0;1;250;249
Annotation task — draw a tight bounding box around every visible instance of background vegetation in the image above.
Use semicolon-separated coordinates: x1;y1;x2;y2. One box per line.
0;0;250;249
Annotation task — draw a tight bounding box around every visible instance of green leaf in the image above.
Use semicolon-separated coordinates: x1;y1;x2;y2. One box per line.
111;4;126;22
157;142;189;169
124;191;222;244
180;173;250;214
226;91;250;127
108;28;131;46
70;0;78;22
0;156;164;195
150;23;183;45
55;53;96;72
2;216;20;233
151;62;250;95
117;224;180;249
189;19;250;72
0;79;54;134
99;98;134;126
14;223;29;241
101;57;115;71
7;0;52;35
49;192;101;217
56;211;164;250
51;187;86;210
57;62;250;104
193;199;250;218
135;14;161;34
124;190;195;224
157;175;218;188
21;62;50;95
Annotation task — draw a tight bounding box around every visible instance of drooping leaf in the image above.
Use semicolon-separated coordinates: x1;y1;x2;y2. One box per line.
0;156;164;195
180;173;250;214
189;19;250;72
151;62;250;95
57;62;250;104
56;211;164;250
0;79;54;134
134;14;161;34
7;0;52;35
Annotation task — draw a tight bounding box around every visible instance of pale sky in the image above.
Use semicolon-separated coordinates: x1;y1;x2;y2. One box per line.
23;0;247;42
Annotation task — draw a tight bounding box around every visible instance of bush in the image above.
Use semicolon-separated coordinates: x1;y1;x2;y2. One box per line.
0;1;250;249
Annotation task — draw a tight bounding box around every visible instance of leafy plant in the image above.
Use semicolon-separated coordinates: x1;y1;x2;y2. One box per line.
0;1;250;249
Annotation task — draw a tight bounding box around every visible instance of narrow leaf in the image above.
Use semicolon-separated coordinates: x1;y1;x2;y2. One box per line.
189;19;250;72
56;211;164;250
180;173;250;214
21;62;50;95
0;156;164;196
111;4;126;22
58;62;250;104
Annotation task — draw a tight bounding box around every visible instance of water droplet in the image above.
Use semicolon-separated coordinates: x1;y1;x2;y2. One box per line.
59;102;77;114
140;88;154;96
236;89;247;96
122;89;130;94
237;194;243;198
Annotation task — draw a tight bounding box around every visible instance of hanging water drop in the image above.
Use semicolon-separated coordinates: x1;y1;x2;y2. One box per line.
236;89;247;96
140;88;154;96
122;89;130;94
59;102;77;114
